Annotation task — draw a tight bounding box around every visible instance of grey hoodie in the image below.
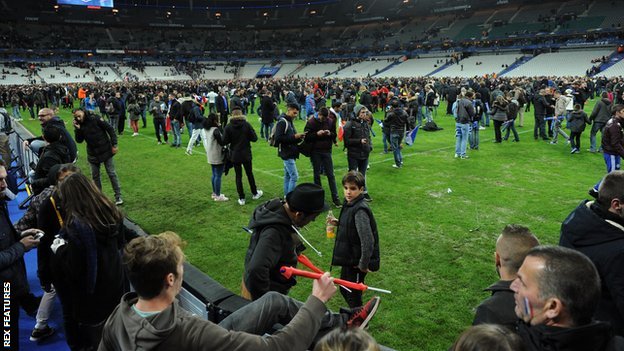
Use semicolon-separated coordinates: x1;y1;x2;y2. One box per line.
98;292;327;351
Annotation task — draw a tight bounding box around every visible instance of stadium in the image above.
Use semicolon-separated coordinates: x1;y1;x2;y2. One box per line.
1;0;624;350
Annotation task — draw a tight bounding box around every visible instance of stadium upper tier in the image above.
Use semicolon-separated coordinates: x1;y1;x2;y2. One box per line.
1;0;622;59
1;49;622;85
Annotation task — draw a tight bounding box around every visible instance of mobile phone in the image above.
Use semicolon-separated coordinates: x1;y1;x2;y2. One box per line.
33;232;44;240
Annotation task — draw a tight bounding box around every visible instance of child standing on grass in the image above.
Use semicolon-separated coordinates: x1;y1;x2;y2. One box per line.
329;171;380;308
568;104;590;154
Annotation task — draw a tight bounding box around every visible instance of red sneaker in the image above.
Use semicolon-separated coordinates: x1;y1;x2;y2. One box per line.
347;296;380;329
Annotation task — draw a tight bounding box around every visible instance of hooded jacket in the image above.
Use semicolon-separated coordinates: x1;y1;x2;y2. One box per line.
243;199;302;300
591;98;613;124
222;115;258;164
568;110;590;134
98;292;328;351
560;200;624;335
516;320;624;351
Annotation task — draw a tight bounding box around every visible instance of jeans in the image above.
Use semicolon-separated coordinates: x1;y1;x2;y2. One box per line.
390;131;403;166
218;292;344;335
503;120;519;141
589;121;606;152
171;120;181;146
261;122;273;141
233;160;258;200
109;115;119;132
425;107;433;122
416;107;424;126
154;118;168;143
187;128;206;153
469;123;480;149
454;123;470;156
141;109;147;127
283;158;298;196
310;152;339;201
12;105;20;119
347;158;369;192
186;121;195;139
594;153;621;190
89;157;122;200
35;286;56;329
534;115;547;139
382;129;390;153
551;118;569;143
211;164;224;195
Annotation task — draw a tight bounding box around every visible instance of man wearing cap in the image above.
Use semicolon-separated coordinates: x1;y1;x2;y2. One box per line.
243;183;328;301
344;105;373;201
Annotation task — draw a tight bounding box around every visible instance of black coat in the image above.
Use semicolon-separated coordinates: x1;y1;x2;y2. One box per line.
260;96;275;124
344;118;372;160
560;201;624;335
32;142;70;194
0;203;29;297
568;111;590;133
533;95;549;117
216;94;229;116
75;112;117;164
472;280;516;330
222;116;257;164
304;116;336;153
274;115;300;160
168;99;183;123
516;320;624;351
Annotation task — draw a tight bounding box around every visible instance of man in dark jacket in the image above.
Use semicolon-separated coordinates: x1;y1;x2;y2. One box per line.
72;109;123;205
590;104;624;197
222;108;262;205
216;89;229;128
533;89;551;141
243;183;328;300
473;225;539;329
454;91;476;159
560;171;624;336
168;94;183;148
24;107;77;162
30;126;70;195
344;105;373;201
589;92;613;153
0;160;41;348
275;103;305;197
260;90;275;141
511;246;624;351
305;107;340;208
384;99;409;168
106;92;123;135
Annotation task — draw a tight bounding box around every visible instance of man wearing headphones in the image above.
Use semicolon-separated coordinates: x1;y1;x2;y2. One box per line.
560;170;624;336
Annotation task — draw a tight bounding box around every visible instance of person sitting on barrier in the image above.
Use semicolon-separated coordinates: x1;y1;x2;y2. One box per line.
23;107;77;162
99;231;381;351
29;125;70;195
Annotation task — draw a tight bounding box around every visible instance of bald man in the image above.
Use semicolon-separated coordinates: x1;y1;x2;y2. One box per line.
472;224;539;328
23;107;77;162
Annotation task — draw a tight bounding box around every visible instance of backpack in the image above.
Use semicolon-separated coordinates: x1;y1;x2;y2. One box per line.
422;120;443;131
269;118;288;147
506;101;518;120
105;101;115;114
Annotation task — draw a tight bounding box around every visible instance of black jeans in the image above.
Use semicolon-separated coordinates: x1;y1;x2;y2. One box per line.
570;131;582;150
154;118;168;142
347;157;368;192
233;160;258;200
493;120;504;142
311;152;339;201
339;266;367;308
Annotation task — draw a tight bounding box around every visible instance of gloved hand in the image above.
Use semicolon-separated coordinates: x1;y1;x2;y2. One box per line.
50;236;67;254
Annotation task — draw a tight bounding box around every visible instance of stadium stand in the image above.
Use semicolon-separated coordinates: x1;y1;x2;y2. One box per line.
333;57;399;78
295;63;343;78
502;49;613;77
377;57;446;78
239;62;269;79
431;54;523;78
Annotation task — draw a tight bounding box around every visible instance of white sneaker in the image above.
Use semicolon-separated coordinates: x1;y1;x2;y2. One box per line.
238;198;246;206
185;150;192;156
211;193;217;199
454;154;459;158
132;133;138;137
479;126;486;130
252;190;263;200
214;194;229;202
